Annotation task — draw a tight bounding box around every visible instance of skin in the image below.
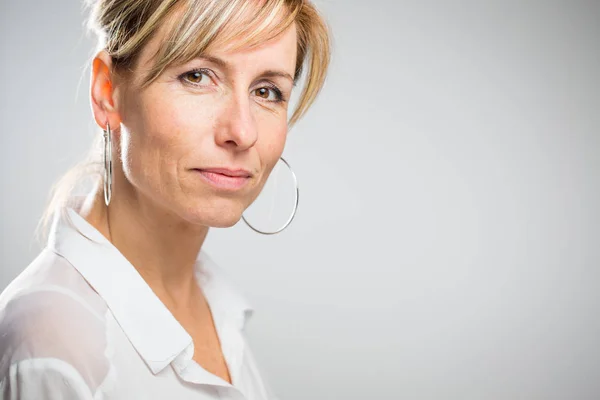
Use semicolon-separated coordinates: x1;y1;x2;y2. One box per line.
83;12;298;383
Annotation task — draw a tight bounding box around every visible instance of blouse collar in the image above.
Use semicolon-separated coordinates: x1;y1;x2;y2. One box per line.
47;205;253;375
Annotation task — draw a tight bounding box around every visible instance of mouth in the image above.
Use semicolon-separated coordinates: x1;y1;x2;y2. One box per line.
193;168;252;191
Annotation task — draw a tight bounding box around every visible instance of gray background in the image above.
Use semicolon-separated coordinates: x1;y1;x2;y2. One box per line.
1;1;599;399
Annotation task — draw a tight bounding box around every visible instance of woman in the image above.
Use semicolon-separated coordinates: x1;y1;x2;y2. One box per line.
0;0;330;398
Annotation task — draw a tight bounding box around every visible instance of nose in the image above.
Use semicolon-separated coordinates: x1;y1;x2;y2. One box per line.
214;93;258;152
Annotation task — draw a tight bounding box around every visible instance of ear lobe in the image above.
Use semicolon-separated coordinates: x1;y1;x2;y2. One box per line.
91;51;122;130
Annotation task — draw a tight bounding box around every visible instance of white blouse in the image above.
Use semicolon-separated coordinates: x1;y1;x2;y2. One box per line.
0;207;277;399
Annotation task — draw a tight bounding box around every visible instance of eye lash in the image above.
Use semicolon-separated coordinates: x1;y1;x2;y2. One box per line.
177;68;213;85
271;86;285;102
261;84;287;103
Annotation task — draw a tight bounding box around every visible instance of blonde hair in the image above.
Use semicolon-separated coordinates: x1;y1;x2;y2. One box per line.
38;0;330;240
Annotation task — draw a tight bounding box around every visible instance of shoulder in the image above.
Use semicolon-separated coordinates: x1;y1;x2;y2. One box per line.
1;248;103;307
0;248;107;331
0;248;110;393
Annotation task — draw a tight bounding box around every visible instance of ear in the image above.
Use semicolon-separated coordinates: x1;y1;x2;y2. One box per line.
90;50;122;132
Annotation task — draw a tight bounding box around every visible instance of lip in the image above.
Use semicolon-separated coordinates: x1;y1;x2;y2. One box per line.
194;168;252;191
199;168;252;177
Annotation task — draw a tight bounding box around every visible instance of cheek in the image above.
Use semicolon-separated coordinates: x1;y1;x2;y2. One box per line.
258;117;288;175
120;88;205;190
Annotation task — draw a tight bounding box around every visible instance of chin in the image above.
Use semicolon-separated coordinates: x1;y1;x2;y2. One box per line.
204;214;242;228
180;198;245;228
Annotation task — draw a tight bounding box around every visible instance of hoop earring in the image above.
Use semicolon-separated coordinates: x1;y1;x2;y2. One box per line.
242;157;299;235
103;121;113;206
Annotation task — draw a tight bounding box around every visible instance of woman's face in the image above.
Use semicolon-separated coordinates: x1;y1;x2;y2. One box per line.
111;22;297;227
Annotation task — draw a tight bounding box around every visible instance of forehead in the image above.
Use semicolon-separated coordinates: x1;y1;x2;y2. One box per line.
134;1;299;78
208;23;298;73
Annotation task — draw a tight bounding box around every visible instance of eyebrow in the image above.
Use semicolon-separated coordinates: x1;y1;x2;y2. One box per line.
198;55;229;70
197;55;295;84
259;70;295;84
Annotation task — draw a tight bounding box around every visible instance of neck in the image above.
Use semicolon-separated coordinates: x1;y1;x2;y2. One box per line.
80;179;209;309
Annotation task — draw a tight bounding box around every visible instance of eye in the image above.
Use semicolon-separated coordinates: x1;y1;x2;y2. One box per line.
253;86;284;102
180;69;212;85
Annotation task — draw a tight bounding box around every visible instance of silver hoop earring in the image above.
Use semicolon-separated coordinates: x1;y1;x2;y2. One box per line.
103;121;113;206
242;157;299;235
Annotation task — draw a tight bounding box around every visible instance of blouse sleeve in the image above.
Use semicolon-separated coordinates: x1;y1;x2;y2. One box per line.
0;285;111;400
1;358;94;400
